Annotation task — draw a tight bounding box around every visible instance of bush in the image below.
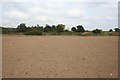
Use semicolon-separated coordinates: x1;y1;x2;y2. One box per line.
92;29;102;34
109;29;113;32
2;27;17;34
114;28;120;32
24;30;43;35
71;27;76;32
76;25;85;32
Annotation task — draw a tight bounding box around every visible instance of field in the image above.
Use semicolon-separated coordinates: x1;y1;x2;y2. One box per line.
0;35;2;79
2;35;118;78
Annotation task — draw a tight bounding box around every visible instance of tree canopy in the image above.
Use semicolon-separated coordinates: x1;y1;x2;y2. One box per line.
17;23;27;32
56;24;65;32
2;23;120;36
71;25;85;32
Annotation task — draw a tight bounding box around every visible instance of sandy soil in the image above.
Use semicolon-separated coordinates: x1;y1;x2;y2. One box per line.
2;35;118;78
0;34;2;79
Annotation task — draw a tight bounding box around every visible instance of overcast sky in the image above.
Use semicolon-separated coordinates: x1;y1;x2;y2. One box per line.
0;0;119;30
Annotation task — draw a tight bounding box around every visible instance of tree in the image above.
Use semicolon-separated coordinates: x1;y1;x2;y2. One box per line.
56;24;65;32
109;29;113;32
51;25;56;32
17;23;27;32
24;24;43;35
114;28;120;32
44;24;52;32
71;27;76;32
76;25;85;32
37;24;40;27
92;29;102;34
31;26;43;32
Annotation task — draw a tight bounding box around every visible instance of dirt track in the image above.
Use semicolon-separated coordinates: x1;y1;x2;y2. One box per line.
2;35;118;78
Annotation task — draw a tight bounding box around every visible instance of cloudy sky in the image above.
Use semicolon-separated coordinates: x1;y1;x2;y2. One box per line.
0;0;119;30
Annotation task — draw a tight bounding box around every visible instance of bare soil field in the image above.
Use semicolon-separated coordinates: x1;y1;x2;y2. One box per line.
0;35;2;79
2;35;118;78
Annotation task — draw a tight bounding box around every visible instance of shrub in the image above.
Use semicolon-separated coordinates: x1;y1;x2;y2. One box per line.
92;29;102;34
76;25;85;32
24;30;43;35
114;28;120;32
109;29;113;32
71;27;76;32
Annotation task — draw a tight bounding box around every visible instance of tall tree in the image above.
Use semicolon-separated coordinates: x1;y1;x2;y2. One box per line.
44;24;52;32
56;24;65;32
17;23;27;32
51;25;56;32
76;25;85;32
71;27;76;32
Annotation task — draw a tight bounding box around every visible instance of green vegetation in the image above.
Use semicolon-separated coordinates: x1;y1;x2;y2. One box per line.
114;28;120;32
1;23;120;36
92;29;102;34
109;29;113;32
17;23;27;32
71;25;85;32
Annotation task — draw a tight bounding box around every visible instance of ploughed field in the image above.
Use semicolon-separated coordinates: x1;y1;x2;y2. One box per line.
2;35;118;78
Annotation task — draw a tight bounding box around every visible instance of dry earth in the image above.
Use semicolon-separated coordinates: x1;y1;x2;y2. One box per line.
0;34;2;79
2;35;118;78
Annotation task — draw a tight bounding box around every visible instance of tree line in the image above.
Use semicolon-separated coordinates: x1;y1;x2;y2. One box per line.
1;23;120;36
